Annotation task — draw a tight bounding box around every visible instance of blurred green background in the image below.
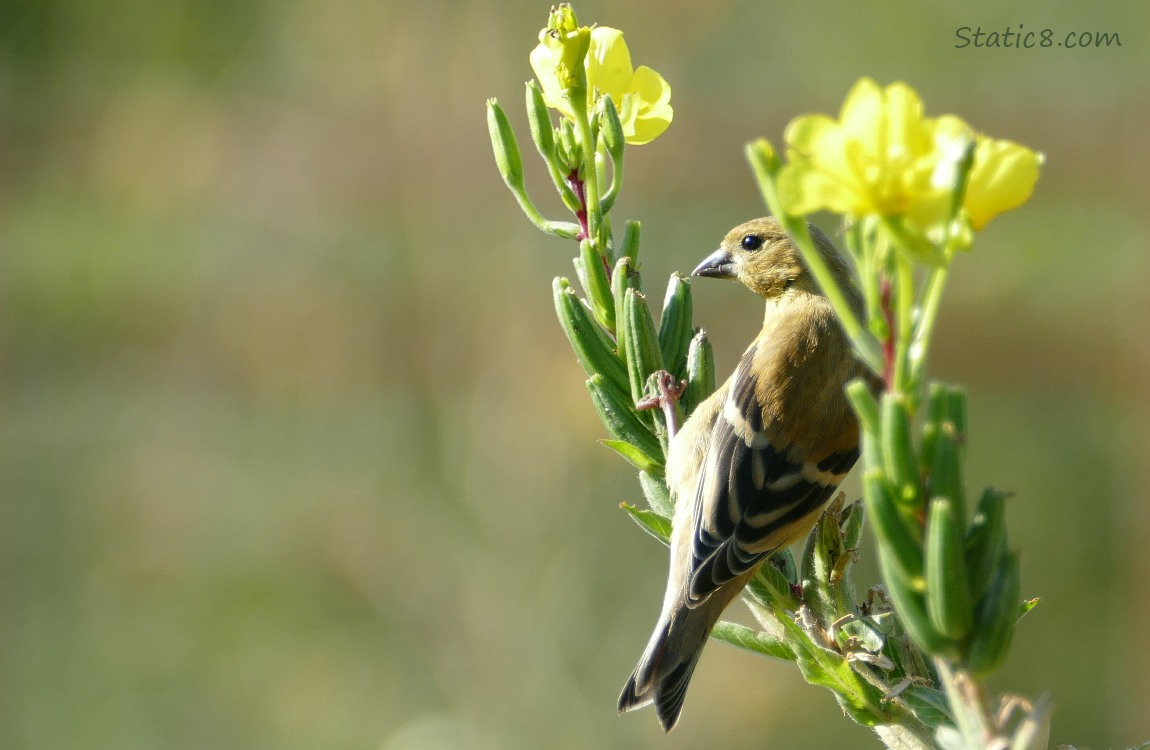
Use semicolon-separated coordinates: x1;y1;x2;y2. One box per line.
2;0;1148;748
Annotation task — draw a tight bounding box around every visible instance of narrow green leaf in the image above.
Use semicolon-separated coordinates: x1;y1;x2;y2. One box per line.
638;470;672;517
711;620;795;662
620;502;671;545
599;439;663;473
919;382;949;473
899;685;953;729
746;560;800;611
773;607;887;726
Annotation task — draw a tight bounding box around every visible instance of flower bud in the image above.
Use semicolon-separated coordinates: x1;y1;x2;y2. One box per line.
598;94;625;164
486;98;524;192
525;80;555;160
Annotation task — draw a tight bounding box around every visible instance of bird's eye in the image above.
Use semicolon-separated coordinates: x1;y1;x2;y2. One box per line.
740;235;763;251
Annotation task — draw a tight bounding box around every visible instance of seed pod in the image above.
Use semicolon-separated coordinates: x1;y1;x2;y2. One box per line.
586;374;662;462
882;393;922;508
622;288;664;405
925;495;973;641
863;468;924;587
580;239;615;332
965;487;1009;602
657;273;694;380
919;382;950;474
524;81;555;160
841;500;866;553
926;419;966;522
966;550;1021;676
845;378;881;436
598;94;625;164
682;330;715;417
553;278;629;397
878;545;955;658
611;256;637;365
619;220;641;264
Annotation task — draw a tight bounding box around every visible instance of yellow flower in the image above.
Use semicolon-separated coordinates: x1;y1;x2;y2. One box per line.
535;5;591;94
531;26;672;145
779;77;1041;232
778;78;940;218
963;136;1043;230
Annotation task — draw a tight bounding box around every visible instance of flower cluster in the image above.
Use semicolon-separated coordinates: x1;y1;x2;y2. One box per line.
530;9;673;145
777;78;1041;237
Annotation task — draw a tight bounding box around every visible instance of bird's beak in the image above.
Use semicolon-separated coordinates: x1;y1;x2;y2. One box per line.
692;248;737;279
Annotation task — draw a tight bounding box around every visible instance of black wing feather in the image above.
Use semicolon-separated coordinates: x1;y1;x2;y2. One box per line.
685;349;859;605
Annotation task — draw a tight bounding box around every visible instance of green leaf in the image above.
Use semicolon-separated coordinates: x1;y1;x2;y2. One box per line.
711;620;795;662
620;502;671;544
899;684;952;728
638;470;672;517
774;608;887;726
598;439;663;473
746;560;800;611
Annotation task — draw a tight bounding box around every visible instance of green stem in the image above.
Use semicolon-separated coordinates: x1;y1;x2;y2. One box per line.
512;188;581;239
893;252;915;397
572;99;605;254
600;143;624;215
909;261;950;392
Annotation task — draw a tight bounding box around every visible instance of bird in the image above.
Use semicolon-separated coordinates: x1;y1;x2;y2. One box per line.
618;216;878;731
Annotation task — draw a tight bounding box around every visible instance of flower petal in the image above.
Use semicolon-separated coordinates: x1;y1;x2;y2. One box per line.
586;27;634;100
964;139;1043;230
530;42;575;119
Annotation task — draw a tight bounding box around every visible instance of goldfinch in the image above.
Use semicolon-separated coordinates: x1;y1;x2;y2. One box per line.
618;217;877;731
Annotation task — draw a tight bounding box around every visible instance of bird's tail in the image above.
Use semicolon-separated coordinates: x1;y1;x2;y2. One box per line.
617;605;712;732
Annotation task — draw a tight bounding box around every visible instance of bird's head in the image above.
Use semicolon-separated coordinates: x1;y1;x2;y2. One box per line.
693;217;853;302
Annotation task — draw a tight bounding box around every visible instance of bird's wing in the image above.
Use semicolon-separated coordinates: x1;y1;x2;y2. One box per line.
685;341;859;606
